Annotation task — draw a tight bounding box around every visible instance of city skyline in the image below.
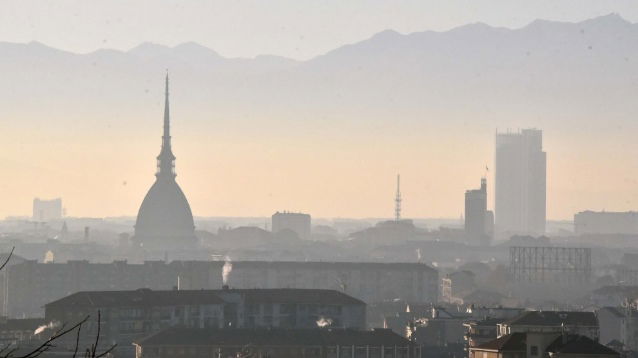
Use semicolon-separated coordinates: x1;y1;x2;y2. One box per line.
1;3;636;358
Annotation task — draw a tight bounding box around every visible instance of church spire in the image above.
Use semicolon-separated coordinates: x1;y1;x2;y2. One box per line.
157;72;176;178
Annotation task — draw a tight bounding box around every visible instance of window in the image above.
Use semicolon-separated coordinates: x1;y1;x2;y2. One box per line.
263;316;273;326
246;304;259;315
280;304;296;315
530;346;539;356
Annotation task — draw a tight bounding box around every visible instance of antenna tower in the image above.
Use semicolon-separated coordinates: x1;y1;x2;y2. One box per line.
395;174;402;221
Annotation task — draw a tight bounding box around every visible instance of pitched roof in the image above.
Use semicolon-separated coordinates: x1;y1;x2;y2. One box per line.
473;333;526;352
503;311;597;327
45;289;225;308
546;335;619;356
466;317;508;327
134;328;411;347
475;333;620;356
45;288;364;308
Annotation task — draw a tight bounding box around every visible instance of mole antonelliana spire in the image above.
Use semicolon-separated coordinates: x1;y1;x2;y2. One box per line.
133;73;197;249
157;73;176;179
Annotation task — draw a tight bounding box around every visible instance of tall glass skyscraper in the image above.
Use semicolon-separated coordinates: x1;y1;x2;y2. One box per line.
495;129;546;237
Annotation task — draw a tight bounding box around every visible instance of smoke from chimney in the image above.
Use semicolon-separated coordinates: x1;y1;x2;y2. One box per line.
222;256;232;285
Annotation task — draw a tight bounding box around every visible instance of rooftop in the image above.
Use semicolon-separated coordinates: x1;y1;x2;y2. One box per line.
134;328;411;347
473;332;526;352
474;333;619;356
465;317;508;327
45;288;365;308
546;334;619;356
503;311;598;327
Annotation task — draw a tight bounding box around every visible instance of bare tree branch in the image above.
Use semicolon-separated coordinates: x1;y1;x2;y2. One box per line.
94;344;116;358
0;247;15;272
72;322;82;358
18;318;87;358
0;343;14;355
90;311;101;358
0;250;116;358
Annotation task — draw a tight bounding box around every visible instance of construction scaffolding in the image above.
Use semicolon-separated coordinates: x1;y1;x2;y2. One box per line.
509;246;591;285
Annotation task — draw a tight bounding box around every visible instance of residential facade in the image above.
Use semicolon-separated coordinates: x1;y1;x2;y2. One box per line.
1;260;437;317
44;288;366;357
597;307;638;352
470;333;619;358
498;311;599;341
134;327;420;358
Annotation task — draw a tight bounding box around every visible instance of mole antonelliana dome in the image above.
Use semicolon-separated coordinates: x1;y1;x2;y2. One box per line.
134;75;197;248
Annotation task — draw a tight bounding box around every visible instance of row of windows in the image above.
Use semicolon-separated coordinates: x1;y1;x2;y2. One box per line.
149;346;414;358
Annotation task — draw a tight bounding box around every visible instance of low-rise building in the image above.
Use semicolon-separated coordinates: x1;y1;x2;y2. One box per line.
2;260;437;318
471;332;527;358
498;311;599;341
597;307;638;352
465;318;509;352
226;261;439;304
470;333;619;358
134;327;420;358
574;211;638;235
44;288;365;357
408;307;467;358
464;308;527;354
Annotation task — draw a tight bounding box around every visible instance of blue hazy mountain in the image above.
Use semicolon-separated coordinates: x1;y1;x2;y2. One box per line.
2;14;637;134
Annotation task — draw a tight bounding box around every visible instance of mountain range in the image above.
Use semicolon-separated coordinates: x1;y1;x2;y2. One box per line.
3;14;637;130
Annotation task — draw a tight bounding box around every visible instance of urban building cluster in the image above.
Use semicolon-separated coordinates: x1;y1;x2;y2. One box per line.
0;77;635;358
44;288;366;357
1;259;437;318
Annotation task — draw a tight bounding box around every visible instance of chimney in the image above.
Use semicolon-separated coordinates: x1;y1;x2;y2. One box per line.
561;323;568;345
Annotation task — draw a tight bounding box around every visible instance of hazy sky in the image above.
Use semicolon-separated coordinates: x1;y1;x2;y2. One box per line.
2;1;638;221
1;0;637;59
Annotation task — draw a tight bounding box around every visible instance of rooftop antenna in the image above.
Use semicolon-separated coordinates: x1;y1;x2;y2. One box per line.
395;174;402;222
